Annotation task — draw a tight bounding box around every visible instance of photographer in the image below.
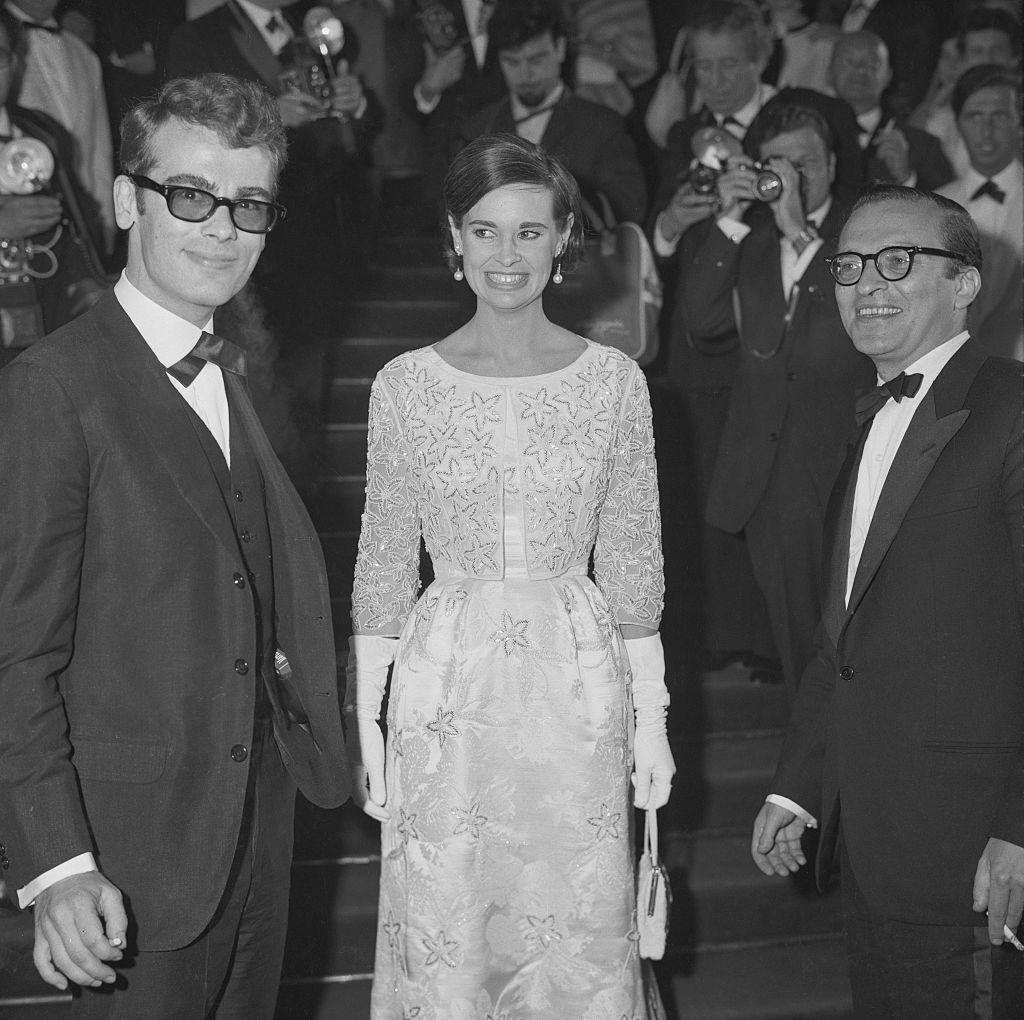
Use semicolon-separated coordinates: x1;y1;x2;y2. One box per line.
674;101;874;695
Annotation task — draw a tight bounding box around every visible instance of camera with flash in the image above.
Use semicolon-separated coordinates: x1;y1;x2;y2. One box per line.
686;127;784;204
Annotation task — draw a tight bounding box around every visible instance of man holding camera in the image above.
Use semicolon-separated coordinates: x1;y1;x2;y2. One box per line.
675;102;874;695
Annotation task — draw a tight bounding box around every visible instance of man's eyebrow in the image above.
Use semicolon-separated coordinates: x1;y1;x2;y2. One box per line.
162;173;273;201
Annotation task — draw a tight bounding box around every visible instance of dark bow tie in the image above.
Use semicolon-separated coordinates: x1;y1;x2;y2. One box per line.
854;371;923;427
166;332;246;387
264;14;283;33
970;179;1006;204
22;21;61;34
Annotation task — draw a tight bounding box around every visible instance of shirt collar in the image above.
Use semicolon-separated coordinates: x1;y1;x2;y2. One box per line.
964;158;1022;195
878;330;970;391
509;81;564;123
5;2;59;27
114;272;213;368
714;83;776;132
856;107;883;135
807;195;832;229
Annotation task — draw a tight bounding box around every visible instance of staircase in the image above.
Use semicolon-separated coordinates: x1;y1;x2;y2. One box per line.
0;214;852;1019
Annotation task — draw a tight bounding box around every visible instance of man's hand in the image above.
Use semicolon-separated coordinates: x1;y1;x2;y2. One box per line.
751;801;808;877
715;163;758;222
32;872;128;991
873;124;912;185
419;41;466;102
973;837;1024;945
0;194;62;238
329;60;365;118
276;90;324;129
763;156;806;240
658;182;718;243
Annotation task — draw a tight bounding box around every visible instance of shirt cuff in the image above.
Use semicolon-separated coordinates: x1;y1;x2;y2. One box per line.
716;215;750;244
766;795;818;828
653;213;680;257
413;82;441;115
19;853;98;908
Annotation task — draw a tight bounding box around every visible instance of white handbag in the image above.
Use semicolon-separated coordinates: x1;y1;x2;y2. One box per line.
636;807;671;959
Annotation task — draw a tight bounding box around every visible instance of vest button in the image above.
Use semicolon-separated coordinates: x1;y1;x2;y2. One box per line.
234;658;249;675
230;744;248;763
840;666;854;681
234;490;244;502
233;573;246;588
241;529;252;543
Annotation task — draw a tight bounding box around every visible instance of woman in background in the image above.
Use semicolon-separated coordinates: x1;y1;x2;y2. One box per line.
346;133;674;1018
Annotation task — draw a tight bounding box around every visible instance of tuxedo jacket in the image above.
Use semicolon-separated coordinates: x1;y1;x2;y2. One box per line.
459;93;648;224
677;202;874;534
772;340;1024;925
0;293;349;950
861;117;953;194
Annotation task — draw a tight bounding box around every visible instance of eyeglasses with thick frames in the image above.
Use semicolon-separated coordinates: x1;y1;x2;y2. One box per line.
825;245;968;286
126;173;286;234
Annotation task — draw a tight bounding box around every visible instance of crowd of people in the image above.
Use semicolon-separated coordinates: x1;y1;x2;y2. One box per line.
0;0;1021;1017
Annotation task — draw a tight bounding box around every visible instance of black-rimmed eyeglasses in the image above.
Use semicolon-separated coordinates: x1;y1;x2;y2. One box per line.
825;245;969;286
126;173;286;234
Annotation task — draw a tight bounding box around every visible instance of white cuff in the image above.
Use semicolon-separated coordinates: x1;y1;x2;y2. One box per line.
766;794;817;828
716;215;750;244
414;82;441;115
19;853;98;908
653;213;680;257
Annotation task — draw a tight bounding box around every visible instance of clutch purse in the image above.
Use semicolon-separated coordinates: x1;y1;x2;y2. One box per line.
637;807;671;960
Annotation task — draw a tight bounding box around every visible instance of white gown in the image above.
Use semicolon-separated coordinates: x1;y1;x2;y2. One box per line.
351;341;665;1019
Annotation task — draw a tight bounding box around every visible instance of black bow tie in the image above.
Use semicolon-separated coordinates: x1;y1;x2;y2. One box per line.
166;332;246;387
265;14;283;33
22;21;61;34
854;371;923;427
970;179;1006;204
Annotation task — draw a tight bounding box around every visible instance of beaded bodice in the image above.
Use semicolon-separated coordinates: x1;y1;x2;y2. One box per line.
351;341;663;634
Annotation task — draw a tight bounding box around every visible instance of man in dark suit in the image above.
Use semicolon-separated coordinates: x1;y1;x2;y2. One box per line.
167;0;380;297
0;73;349;1016
752;184;1024;1015
457;0;646;223
829;29;953;194
677;102;874;695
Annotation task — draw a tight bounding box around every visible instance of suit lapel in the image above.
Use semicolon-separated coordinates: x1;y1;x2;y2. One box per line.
538;95;572;150
99;295;242;560
821;426;868;644
844;343;984;616
224;0;285;91
741;217;788;356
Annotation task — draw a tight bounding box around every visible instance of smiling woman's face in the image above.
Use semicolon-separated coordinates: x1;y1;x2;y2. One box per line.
450;184;570;314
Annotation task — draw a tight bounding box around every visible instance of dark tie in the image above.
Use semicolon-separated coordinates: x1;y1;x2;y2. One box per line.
265;14;283;33
166;332;246;387
970;179;1006;204
854;371;923;427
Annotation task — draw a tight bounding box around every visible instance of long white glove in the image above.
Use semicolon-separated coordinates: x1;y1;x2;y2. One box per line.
627;632;675;809
343;634;398;821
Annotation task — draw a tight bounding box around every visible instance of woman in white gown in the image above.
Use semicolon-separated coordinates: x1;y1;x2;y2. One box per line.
346;134;675;1019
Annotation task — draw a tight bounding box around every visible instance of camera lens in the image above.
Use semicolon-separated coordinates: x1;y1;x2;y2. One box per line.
754;168;783;202
689;163;720;194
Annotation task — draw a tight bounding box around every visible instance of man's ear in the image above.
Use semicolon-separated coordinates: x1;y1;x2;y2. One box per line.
113;174;138;231
953;265;982;309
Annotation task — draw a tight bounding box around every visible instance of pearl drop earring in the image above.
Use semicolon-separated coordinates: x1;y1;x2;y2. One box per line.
453;250;464;282
552;249;563;285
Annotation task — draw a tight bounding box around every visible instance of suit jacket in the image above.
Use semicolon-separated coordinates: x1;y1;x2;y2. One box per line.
772;340;1024;925
0;293;349;949
861;116;954;194
459;92;648;224
681;202;874;533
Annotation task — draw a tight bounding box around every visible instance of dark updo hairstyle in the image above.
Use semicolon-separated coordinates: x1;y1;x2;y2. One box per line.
442;133;585;274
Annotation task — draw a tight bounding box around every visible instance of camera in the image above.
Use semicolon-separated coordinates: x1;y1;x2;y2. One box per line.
688;159;783;203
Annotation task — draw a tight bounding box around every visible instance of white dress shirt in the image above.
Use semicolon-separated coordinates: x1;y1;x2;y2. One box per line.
16;276;231;908
767;330;971;827
510;82;563;146
5;1;115;249
236;0;293;55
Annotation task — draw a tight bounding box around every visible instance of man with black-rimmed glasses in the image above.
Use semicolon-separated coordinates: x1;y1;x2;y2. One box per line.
0;73;350;1018
753;183;1024;1018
